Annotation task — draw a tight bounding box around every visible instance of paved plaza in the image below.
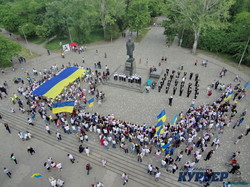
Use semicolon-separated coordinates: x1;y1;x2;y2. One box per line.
0;17;250;187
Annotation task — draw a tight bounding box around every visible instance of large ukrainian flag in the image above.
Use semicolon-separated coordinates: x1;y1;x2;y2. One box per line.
32;67;86;99
52;101;74;114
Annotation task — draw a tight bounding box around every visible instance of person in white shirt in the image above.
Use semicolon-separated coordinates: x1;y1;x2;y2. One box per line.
46;125;51;134
101;159;107;167
155;149;161;157
155;171;161;181
85;147;90;156
56;162;62;171
161;159;166;168
56;132;62;140
27;118;34;126
67;154;75;163
96;182;104;187
195;153;202;163
84;134;88;141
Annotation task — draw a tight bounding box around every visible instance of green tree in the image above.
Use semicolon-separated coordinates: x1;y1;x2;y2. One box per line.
165;0;235;54
148;0;164;17
0;34;21;67
0;5;21;32
66;0;99;43
99;0;126;40
19;23;37;38
43;1;68;37
36;25;49;38
127;0;151;37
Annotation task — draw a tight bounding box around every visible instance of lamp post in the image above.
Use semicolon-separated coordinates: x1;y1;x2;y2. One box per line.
63;18;73;43
19;25;32;55
238;36;250;66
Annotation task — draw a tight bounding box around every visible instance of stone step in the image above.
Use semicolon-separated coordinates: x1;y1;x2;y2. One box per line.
0;108;201;187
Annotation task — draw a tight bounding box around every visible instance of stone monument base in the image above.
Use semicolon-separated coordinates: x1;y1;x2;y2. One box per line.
124;60;136;76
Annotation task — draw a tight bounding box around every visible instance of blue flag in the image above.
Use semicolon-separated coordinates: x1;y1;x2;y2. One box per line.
244;80;250;89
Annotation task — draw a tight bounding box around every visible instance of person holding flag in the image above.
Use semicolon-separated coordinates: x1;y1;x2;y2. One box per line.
171;114;178;125
157;110;167;122
224;91;234;101
87;98;94;107
155;110;167;135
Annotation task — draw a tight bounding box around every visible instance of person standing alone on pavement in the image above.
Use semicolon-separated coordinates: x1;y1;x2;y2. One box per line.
169;96;173;106
3;168;11;178
86;163;92;175
4;123;11;133
27;147;36;155
10;153;18;164
122;172;129;185
67;154;75;163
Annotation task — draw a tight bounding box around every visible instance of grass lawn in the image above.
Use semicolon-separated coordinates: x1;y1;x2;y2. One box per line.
45;38;71;51
87;30;104;44
45;30;104;50
29;37;46;45
19;46;40;59
135;28;150;43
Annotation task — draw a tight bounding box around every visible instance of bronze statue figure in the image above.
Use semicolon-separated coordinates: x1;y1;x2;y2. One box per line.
126;38;135;59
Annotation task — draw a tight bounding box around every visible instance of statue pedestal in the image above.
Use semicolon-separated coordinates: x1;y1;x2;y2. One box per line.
124;59;136;76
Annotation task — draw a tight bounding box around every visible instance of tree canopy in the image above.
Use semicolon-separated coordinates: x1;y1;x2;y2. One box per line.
0;0;161;43
163;0;250;65
0;34;21;67
165;0;235;54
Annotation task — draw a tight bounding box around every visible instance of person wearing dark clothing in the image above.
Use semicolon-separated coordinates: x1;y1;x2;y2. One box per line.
169;96;173;106
165;87;169;94
187;90;192;98
27;147;36;155
4;123;11;134
158;86;161;92
204;169;214;187
229;164;240;174
173;87;177;95
189;73;193;80
245;126;250;136
79;145;85;153
179;89;183;96
204;150;214;161
86;163;92;175
0;87;8;95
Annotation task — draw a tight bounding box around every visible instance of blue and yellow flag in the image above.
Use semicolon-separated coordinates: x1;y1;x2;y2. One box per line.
52;101;74;114
87;98;94;107
171;114;178;125
224;91;234;101
31;173;43;178
161;143;172;151
155;120;164;135
157;110;167;122
32;67;86;99
244;80;250;89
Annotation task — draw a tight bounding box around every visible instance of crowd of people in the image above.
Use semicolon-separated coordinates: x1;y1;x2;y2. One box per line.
1;55;249;187
158;68;200;99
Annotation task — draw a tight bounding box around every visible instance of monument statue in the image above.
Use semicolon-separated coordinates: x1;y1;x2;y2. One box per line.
126;38;135;61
